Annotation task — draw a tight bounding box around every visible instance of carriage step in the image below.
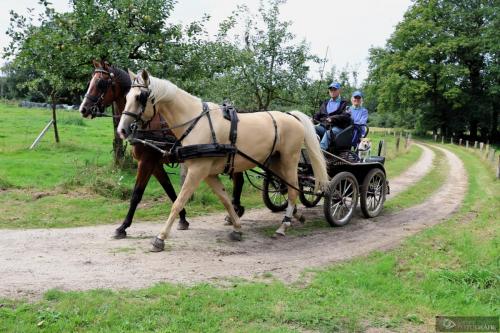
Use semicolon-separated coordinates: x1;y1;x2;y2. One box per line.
364;156;385;164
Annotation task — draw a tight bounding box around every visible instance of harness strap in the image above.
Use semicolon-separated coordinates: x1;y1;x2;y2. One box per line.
205;103;217;144
169;101;210;155
223;107;239;175
236;149;302;193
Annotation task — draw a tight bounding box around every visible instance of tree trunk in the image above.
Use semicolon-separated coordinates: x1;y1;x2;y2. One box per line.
51;93;60;143
111;103;125;165
469;119;478;141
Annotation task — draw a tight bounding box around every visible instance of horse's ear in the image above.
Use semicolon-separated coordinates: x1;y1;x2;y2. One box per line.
92;59;100;68
141;69;150;85
128;69;137;81
103;60;110;70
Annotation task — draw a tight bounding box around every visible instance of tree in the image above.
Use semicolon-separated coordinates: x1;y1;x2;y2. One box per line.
213;0;316;111
365;0;498;141
4;0;185;161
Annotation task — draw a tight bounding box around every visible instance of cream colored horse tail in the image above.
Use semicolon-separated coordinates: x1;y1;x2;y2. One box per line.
289;111;329;192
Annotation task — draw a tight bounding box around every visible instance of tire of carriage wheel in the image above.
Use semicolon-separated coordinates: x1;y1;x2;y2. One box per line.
323;171;359;227
299;183;322;207
360;168;386;218
262;174;288;212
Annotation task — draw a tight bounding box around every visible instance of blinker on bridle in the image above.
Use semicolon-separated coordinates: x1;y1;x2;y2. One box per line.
122;82;157;128
84;67;115;117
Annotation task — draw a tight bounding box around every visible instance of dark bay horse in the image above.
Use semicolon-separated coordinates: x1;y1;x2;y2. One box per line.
79;60;245;238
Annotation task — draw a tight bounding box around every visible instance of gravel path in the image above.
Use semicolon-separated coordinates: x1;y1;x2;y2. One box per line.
0;144;466;300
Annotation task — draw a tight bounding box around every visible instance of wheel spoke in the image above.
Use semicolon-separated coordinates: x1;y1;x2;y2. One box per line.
342;181;352;197
331;201;341;217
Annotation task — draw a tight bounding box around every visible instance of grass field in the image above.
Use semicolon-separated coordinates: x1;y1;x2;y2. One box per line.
0;142;497;332
0;103;420;229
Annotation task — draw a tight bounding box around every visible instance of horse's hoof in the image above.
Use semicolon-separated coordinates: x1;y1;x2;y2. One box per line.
272;232;286;239
224;215;233;226
235;205;245;217
297;215;306;224
177;220;190;230
113;229;127;239
229;231;242;241
150;237;165;252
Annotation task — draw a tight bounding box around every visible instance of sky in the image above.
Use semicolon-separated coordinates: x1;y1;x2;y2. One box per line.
0;0;412;84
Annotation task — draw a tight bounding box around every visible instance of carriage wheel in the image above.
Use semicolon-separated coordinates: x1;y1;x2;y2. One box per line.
360;168;386;218
299;183;322;207
262;174;288;212
323;172;359;227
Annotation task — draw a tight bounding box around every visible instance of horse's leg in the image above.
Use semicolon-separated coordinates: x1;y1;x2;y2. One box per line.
205;175;243;241
232;172;245;216
224;172;245;225
151;166;206;252
114;159;154;239
152;164;190;230
273;162;300;238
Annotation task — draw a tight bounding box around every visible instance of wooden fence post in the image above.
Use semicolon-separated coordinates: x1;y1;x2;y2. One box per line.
459;138;462;146
434;134;437;142
441;136;444;144
474;141;478;149
396;137;400;152
450;137;454;144
480;142;484;153
466;140;469;149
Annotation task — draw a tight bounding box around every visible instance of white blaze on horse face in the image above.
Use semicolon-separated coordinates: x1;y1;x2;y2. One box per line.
79;75;98;118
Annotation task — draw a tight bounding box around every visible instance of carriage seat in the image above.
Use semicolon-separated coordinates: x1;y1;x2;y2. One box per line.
328;125;355;153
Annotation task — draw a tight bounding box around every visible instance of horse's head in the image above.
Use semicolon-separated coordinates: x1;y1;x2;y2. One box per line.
79;60;117;118
117;69;156;139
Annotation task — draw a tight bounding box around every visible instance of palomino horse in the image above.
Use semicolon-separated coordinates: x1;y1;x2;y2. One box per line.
117;70;328;252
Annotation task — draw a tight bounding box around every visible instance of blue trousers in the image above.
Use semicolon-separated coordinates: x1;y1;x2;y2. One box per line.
320;126;342;150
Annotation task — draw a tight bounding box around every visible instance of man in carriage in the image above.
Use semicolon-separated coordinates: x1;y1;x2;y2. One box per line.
314;82;350;145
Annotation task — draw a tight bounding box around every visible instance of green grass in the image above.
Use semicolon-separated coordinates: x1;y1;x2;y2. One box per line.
0;103;420;229
0;103;264;228
385;143;422;179
0;145;497;332
385;145;448;211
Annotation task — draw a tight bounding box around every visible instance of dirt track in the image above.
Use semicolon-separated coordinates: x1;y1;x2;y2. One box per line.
0;144;466;300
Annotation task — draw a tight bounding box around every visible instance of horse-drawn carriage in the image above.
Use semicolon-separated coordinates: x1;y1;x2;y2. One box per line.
258;124;389;227
82;64;389;251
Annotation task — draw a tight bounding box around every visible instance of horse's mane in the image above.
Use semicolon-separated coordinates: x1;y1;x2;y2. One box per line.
109;66;132;94
137;72;184;104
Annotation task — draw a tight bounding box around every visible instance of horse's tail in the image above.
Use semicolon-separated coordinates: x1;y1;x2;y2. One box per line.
289;111;329;192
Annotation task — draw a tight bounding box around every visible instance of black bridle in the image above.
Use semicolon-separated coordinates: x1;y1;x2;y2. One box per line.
122;82;158;130
84;68;116;118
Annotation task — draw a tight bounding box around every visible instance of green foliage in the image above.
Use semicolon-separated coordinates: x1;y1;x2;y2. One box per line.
365;0;499;141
